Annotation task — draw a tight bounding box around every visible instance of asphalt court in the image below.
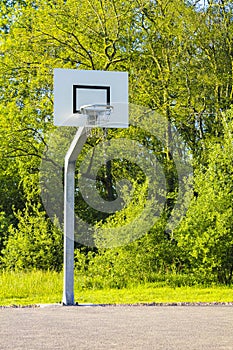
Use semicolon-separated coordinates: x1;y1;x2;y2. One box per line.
1;305;233;349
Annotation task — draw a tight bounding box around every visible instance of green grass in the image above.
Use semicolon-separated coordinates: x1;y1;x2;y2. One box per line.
0;270;233;306
76;285;233;304
0;270;63;306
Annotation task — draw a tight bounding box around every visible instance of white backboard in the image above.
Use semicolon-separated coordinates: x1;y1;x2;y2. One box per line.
54;69;128;128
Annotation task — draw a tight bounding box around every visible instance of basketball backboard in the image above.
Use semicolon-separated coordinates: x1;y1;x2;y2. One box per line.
54;69;128;128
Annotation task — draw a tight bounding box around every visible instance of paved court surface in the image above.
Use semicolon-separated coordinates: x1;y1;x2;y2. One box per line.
1;305;233;349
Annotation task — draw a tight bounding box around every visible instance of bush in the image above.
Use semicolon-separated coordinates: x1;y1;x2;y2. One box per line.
0;211;11;258
1;203;63;271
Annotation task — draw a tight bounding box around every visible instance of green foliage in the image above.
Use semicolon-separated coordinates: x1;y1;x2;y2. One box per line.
74;222;182;289
176;113;233;284
1;203;63;271
1;0;233;286
0;211;11;254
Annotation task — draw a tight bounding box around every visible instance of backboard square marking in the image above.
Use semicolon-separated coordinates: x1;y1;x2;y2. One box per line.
73;85;110;113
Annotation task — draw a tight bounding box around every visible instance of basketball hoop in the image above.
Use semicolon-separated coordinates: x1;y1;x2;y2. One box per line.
80;104;113;127
53;68;128;305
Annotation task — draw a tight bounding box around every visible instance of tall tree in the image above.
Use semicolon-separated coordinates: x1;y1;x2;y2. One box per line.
176;110;233;284
130;0;233;158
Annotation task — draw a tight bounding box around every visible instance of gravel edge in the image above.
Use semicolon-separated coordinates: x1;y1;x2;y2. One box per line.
1;302;233;308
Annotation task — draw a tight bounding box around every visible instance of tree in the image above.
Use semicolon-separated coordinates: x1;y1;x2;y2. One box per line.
0;0;135;266
130;0;233;158
176;110;233;284
1;0;233;283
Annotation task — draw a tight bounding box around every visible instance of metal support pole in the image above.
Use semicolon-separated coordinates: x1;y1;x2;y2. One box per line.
62;127;89;305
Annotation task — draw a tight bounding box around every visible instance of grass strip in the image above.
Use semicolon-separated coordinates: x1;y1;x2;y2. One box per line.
0;271;232;306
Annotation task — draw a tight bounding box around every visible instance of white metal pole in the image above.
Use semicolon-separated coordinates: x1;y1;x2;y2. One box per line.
62;160;75;305
62;127;88;305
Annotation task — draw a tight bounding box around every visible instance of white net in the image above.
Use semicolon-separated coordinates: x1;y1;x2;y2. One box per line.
80;104;113;127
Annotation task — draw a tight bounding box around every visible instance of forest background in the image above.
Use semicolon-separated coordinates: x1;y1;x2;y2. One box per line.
1;0;233;292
